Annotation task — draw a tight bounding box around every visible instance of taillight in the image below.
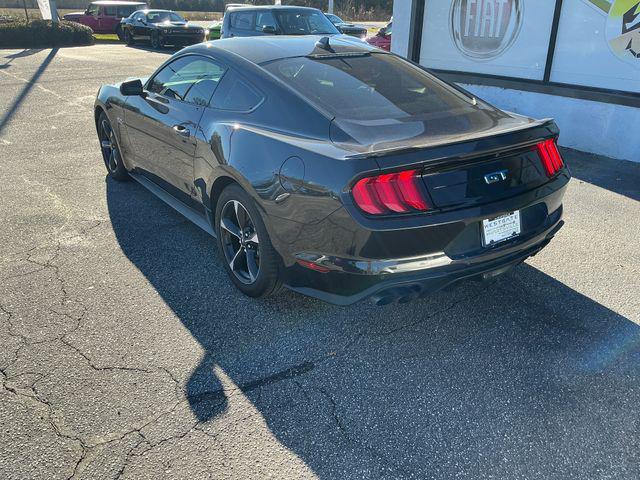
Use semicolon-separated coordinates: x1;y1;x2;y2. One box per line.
536;139;564;177
352;169;430;215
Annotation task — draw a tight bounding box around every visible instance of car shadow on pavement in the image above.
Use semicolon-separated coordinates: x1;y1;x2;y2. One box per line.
563;148;640;202
125;44;182;55
106;176;640;477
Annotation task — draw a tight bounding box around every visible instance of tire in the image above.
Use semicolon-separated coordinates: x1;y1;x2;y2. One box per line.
215;184;282;298
124;28;134;45
97;112;129;182
150;31;162;49
116;25;124;41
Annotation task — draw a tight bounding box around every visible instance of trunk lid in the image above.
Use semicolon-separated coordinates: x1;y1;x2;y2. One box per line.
335;117;560;212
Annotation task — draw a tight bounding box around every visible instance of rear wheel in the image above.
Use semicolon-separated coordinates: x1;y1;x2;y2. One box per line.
97;112;128;181
215;184;282;298
124;28;134;45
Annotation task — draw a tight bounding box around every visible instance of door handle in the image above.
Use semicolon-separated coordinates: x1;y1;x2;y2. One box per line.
173;125;191;137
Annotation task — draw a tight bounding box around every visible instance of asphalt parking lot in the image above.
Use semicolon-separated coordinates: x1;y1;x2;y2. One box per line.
0;44;639;480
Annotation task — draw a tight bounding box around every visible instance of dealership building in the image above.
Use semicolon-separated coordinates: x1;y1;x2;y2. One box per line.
392;0;639;162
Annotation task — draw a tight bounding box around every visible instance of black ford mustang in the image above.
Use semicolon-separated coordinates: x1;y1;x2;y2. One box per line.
94;36;569;305
120;9;206;49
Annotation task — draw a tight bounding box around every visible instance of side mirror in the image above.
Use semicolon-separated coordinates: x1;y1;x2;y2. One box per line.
262;25;277;34
120;79;144;96
377;27;387;37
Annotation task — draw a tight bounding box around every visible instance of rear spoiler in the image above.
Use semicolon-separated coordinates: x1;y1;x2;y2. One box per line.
343;118;556;160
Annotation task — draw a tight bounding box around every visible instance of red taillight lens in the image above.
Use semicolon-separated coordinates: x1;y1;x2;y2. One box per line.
352;169;430;215
536;139;564;177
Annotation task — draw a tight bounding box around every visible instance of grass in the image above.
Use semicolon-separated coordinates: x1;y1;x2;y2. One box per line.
93;33;119;42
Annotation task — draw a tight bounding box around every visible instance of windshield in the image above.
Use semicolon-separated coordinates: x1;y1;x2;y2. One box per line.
273;10;339;35
147;11;185;23
326;14;342;24
263;53;477;121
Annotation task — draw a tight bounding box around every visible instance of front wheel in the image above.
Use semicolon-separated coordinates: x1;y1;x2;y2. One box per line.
97;112;129;181
150;31;163;49
215;184;282;298
116;25;124;41
124;28;134;45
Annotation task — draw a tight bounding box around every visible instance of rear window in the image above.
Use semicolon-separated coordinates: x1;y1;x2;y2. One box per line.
263;53;476;121
273;9;338;35
230;11;254;30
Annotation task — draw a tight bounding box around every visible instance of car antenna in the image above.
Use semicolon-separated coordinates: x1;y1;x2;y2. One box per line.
315;36;334;52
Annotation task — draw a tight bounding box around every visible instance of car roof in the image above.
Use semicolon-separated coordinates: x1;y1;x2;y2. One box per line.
92;1;146;5
185;35;381;65
226;5;321;12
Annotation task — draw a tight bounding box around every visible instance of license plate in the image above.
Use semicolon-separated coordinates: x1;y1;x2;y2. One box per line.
482;211;521;246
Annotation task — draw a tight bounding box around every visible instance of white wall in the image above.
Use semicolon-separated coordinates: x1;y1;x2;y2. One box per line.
461;85;640;163
391;0;412;58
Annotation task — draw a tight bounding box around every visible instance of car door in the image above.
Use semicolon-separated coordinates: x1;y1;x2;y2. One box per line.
132;12;149;40
81;3;99;31
124;55;227;206
98;5;117;33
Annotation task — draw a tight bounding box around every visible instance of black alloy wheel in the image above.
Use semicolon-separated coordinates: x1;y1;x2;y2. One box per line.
150;31;162;49
98;112;128;181
220;199;260;284
215;184;282;298
124;28;134;45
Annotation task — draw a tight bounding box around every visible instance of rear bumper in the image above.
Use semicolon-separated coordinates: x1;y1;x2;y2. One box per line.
286;213;563;305
275;170;569;305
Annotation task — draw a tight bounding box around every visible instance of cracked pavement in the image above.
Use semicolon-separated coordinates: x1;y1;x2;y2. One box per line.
1;45;639;479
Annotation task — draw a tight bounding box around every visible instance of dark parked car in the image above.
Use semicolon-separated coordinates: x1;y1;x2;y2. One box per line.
94;36;569;305
63;0;146;39
221;5;339;38
325;13;367;39
120;9;207;48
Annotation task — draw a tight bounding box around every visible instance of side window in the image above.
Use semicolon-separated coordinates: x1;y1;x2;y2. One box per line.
133;12;144;21
148;56;226;106
103;6;116;16
230;11;254;30
211;70;263;112
87;4;99;16
255;11;276;32
118;6;134;18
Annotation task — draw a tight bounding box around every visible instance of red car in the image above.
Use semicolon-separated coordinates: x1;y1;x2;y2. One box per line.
366;21;392;51
64;1;147;39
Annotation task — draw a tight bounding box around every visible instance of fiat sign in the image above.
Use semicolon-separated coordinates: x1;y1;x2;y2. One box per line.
450;0;524;59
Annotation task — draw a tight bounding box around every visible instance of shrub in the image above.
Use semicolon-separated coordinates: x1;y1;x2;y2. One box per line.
0;19;94;48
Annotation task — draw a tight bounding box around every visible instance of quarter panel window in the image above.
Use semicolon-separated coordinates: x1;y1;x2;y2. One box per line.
211;70;263;112
148;56;227;106
230;11;254;30
117;6;135;17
